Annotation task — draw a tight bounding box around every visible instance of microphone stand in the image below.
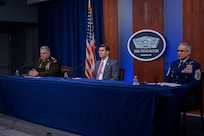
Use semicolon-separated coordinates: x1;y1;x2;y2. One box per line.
18;62;35;76
71;63;84;78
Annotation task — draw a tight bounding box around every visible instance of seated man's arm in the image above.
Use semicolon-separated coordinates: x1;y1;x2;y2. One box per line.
38;62;61;76
110;61;120;80
183;63;201;89
164;67;172;82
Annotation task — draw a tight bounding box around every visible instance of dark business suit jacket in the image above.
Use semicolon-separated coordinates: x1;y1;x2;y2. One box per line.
93;58;120;80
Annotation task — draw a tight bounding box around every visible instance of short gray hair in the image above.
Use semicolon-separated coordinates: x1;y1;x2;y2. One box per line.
180;42;192;52
40;46;50;52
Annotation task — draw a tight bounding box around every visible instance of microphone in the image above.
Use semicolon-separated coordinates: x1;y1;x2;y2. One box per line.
18;61;35;75
72;63;84;72
154;62;168;84
71;63;84;77
19;62;35;70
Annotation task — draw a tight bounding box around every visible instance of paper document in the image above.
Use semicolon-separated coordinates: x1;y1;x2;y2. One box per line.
156;82;181;87
146;82;181;87
23;76;42;78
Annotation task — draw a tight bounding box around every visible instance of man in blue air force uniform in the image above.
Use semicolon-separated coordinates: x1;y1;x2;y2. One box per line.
165;42;201;89
165;42;201;102
164;42;201;136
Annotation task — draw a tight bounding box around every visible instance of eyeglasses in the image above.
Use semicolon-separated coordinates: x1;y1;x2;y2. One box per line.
177;50;187;52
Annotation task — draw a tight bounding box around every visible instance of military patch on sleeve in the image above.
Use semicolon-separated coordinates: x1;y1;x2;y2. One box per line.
194;69;201;80
53;60;57;63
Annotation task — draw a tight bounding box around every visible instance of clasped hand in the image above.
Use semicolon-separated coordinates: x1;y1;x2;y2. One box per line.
28;69;39;77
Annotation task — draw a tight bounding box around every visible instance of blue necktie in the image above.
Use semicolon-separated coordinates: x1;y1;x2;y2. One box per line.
178;61;183;68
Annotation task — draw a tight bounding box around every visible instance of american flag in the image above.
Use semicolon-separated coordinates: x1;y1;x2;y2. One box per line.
85;0;96;78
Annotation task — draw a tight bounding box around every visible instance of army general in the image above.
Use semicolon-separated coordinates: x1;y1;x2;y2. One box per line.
28;46;61;77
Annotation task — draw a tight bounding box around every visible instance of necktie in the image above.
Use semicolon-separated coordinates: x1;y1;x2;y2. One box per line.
96;62;104;79
178;61;183;68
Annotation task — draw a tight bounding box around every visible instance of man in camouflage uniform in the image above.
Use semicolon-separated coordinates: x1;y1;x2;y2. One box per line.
28;46;61;77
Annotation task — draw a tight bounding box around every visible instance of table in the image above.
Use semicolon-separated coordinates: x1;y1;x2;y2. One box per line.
0;76;187;136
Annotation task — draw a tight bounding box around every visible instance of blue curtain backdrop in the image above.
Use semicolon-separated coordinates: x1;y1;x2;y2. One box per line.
38;0;104;77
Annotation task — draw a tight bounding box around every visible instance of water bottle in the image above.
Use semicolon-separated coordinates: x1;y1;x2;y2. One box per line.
15;70;20;76
133;76;139;85
64;71;68;79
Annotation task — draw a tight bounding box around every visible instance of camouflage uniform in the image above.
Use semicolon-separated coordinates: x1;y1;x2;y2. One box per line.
35;56;61;76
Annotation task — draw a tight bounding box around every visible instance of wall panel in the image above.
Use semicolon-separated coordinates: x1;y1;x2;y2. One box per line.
103;0;118;60
183;0;204;71
183;0;204;110
132;0;164;82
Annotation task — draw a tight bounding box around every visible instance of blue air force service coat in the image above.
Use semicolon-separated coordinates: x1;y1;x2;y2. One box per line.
165;58;201;89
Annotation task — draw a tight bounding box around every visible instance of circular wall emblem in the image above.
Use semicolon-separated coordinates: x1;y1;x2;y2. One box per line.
127;29;166;61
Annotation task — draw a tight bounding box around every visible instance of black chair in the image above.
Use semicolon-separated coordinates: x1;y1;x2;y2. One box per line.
119;68;125;81
182;72;204;135
61;66;72;78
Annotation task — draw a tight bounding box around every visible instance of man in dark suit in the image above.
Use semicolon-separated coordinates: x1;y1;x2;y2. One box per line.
93;44;120;80
165;42;201;89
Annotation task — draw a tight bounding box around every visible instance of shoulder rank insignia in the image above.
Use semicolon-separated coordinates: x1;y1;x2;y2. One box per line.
51;57;57;63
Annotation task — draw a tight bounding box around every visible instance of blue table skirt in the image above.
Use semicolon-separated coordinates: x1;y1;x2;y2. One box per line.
0;76;187;136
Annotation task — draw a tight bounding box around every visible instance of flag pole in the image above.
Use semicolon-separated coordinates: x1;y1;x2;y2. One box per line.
85;0;96;78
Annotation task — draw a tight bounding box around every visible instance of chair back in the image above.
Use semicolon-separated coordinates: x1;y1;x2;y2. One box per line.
194;72;204;105
182;72;204;135
199;72;204;107
184;72;203;109
61;66;72;77
119;68;125;81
